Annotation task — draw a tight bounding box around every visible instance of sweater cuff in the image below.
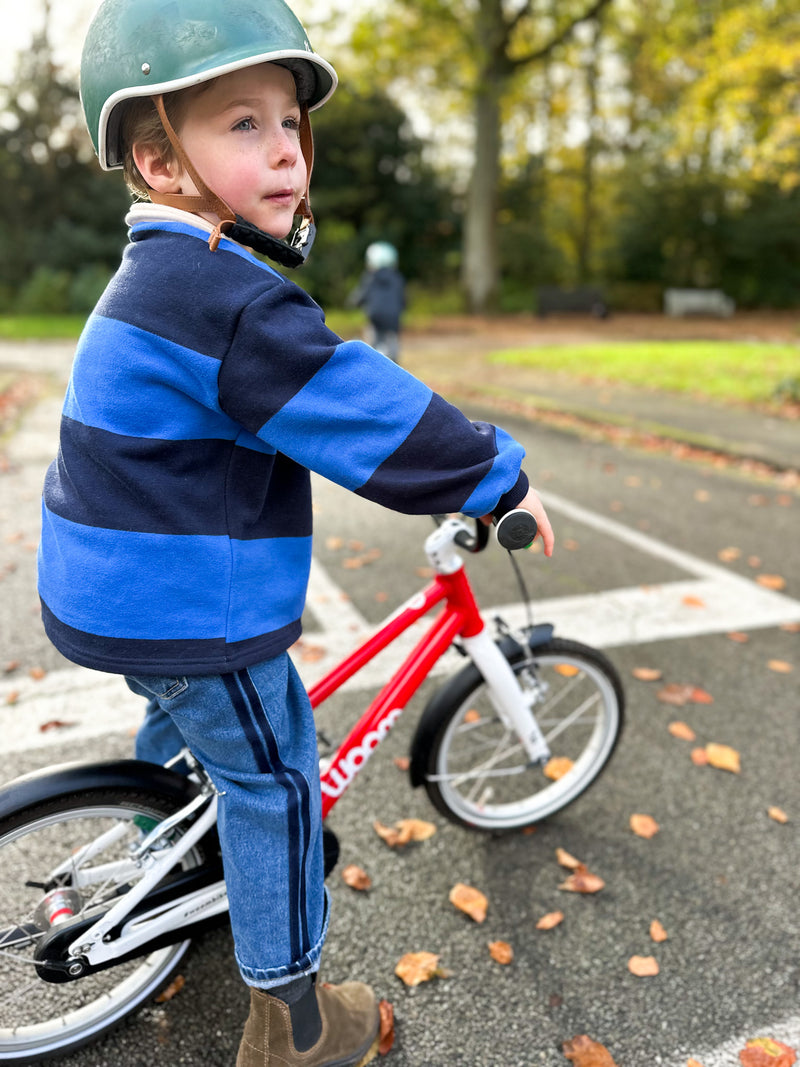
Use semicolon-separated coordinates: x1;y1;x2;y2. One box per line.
495;470;529;516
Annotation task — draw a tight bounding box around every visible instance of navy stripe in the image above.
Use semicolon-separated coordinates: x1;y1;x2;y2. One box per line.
238;669;312;957
47;421;311;539
98;230;271;360
356;399;497;514
221;670;312;960
40;601;301;675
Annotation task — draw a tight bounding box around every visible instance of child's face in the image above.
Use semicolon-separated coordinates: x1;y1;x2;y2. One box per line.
176;63;307;239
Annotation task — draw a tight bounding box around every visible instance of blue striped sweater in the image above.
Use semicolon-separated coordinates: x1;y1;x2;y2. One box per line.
38;217;528;675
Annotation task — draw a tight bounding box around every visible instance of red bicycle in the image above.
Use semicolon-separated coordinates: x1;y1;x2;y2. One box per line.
0;509;624;1063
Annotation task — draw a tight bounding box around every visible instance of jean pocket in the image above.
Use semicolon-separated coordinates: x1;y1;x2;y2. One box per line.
129;675;189;702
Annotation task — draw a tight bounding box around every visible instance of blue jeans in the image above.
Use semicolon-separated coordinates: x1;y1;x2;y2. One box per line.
125;654;328;989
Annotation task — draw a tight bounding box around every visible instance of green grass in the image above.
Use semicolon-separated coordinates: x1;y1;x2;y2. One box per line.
491;341;800;404
0;315;86;340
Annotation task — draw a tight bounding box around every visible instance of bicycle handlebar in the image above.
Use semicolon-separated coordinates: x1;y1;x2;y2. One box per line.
494;507;538;551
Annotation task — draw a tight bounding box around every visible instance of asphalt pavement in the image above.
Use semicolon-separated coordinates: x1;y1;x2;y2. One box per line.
0;332;798;1067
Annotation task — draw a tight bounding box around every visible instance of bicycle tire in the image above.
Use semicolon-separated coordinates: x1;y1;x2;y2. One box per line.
0;787;204;1063
421;637;625;832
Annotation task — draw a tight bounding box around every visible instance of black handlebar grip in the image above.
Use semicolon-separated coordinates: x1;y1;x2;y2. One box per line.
495;508;538;550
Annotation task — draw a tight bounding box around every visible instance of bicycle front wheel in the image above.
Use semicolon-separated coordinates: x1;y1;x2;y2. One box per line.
0;788;204;1063
422;638;625;831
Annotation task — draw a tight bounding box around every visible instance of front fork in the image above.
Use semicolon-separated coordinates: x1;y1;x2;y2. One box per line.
461;627;552;764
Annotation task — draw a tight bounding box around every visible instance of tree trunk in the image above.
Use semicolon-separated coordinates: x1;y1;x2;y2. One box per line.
462;82;502;313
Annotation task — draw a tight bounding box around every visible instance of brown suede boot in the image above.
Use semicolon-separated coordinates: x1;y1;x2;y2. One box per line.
236;980;380;1067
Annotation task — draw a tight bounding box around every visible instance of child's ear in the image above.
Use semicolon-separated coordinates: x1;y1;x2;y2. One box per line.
132;143;183;194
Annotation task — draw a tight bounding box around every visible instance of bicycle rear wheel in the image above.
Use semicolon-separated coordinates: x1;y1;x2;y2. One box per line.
0;788;204;1063
421;638;624;831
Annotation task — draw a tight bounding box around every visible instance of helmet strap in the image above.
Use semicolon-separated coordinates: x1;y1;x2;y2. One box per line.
147;93;316;265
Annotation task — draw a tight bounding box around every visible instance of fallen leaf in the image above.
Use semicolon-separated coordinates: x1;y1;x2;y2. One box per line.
780;622;800;633
738;1037;797;1066
373;818;436;847
3;659;20;673
630;814;660;839
727;631;750;643
155;974;185;1002
559;865;605;894
415;566;434;579
691;747;709;766
536;911;565;930
300;644;326;663
449;883;488;923
325;536;344;551
38;720;77;732
747;494;769;507
768;660;793;674
378;1000;395;1055
768;807;789;824
544;757;575;780
669;721;697;741
718;547;742;562
563;539;580;551
342;557;364;569
563;1034;619;1066
682;595;706;608
705;743;741;773
748;555;762;568
28;666;46;680
657;683;713;706
348;540;365;551
375;591;389;603
393;756;410;772
691;687;714;704
688;1059;706;1066
556;847;582;869
341;865;372;891
488;940;514;963
394;951;446;987
757;574;786;591
632;667;662;681
694;489;710;502
650;919;668;942
464;708;482;724
554;663;581;677
628;955;659;977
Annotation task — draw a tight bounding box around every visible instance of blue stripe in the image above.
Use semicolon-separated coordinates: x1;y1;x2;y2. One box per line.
39;507;310;642
460;426;527;517
65;315;231;441
260;340;433;490
129;219;284;277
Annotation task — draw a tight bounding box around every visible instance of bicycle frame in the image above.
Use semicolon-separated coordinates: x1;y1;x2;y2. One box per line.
313;519;551;817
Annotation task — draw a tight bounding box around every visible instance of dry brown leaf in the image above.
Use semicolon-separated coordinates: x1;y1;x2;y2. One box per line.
3;659;20;673
650;919;668;943
630;814;660;839
688;1059;706;1066
28;666;46;680
768;660;793;674
727;631;750;643
395;818;436;843
556;847;582;869
559;865;605;894
748;555;762;568
669;721;697;741
563;539;580;551
375;591;389;603
632;667;663;681
5;691;19;706
348;540;365;551
300;644;326;663
342;557;364;569
554;663;581;677
682;595;706;608
706;743;741;773
325;536;344;551
488;940;514;964
341;865;372;891
536;911;565;930
155;974;185;1002
694;489;710;502
628;955;660;977
393;756;410;772
562;1034;620;1066
657;683;713;706
718;546;742;562
378;1000;395;1055
738;1037;798;1066
464;708;482;724
691;747;709;766
449;883;488;923
757;574;787;591
780;622;800;633
38;720;77;732
394;951;446;987
544;757;575;781
768;806;789;824
691;687;714;704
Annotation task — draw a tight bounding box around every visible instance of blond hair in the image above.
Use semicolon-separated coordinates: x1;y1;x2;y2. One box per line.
119;92;188;198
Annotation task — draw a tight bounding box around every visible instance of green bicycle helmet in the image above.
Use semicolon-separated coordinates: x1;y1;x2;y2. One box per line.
80;0;337;266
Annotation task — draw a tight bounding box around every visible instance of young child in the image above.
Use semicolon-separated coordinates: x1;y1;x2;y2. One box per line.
350;242;406;362
38;1;554;1064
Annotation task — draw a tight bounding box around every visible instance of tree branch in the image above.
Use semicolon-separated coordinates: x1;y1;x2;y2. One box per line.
508;0;614;70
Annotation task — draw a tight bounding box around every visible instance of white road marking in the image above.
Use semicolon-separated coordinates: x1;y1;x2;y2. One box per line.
2;492;798;754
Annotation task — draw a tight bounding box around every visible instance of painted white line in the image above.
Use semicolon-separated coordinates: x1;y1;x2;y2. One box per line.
3;494;798;754
674;1015;800;1067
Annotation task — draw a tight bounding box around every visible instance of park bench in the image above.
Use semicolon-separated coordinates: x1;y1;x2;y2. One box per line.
663;288;735;318
536;286;609;318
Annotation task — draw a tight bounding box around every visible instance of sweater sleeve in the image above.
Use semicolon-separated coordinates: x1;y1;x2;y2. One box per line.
217;281;528;518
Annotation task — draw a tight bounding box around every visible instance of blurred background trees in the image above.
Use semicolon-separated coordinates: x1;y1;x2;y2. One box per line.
0;0;797;316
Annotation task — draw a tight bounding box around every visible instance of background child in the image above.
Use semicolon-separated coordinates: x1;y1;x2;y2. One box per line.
38;1;554;1064
350;242;406;363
